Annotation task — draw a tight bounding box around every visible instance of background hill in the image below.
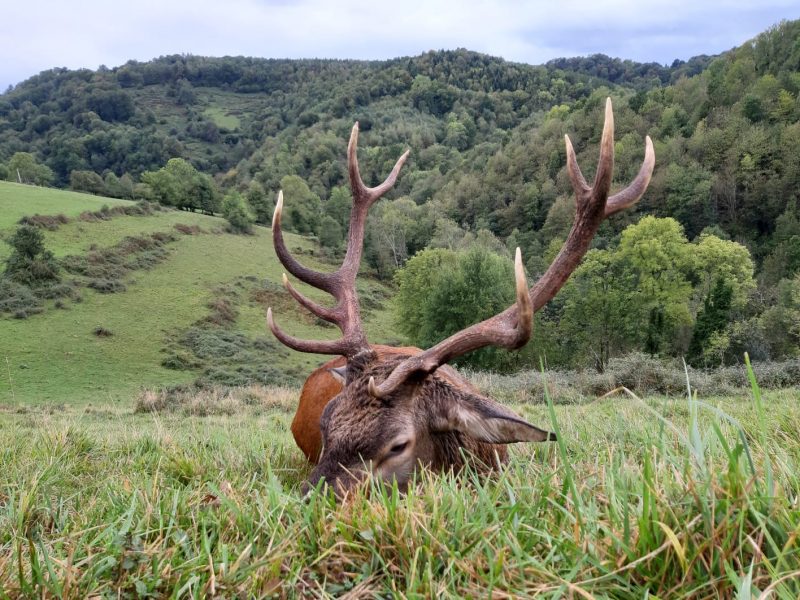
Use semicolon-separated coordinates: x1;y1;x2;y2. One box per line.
1;19;799;398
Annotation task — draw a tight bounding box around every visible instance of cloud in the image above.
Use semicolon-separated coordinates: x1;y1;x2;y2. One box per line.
1;0;798;89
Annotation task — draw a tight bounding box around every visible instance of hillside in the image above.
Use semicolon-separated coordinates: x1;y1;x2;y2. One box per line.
1;19;799;373
0;182;397;404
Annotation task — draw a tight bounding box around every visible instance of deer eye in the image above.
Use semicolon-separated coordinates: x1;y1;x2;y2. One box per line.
389;440;409;455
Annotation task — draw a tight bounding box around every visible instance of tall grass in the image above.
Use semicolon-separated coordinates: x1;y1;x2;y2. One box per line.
0;370;798;597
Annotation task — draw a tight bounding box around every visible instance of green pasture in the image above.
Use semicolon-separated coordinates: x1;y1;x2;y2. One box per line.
0;185;396;405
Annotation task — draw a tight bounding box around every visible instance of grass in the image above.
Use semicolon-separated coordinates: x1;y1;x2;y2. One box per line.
203;107;241;130
0;185;398;405
0;182;129;230
1;182;799;596
0;371;798;597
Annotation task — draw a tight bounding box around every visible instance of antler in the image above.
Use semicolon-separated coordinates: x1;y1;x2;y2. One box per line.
267;123;410;357
369;98;655;398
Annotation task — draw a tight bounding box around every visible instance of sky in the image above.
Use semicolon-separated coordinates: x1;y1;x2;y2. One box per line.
1;0;799;91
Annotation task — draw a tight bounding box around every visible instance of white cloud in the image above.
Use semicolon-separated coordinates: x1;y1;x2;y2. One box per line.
1;0;798;89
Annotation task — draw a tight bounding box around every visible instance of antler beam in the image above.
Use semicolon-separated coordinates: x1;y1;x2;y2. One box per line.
369;98;655;397
267;123;409;357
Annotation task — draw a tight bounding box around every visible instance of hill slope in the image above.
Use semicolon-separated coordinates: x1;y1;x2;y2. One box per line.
0;182;397;404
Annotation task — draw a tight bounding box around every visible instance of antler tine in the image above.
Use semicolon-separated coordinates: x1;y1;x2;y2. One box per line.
268;125;409;358
593;98;615;199
267;308;351;354
370;248;531;398
347;122;411;206
281;273;338;323
527;97;654;312
370;98;654;396
272;191;335;293
342;123;410;279
605;135;655;216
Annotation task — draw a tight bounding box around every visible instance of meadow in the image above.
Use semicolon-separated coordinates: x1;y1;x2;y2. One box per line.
1;373;799;598
1;184;799;597
0;182;395;405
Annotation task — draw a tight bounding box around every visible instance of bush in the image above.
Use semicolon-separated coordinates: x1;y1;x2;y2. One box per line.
18;214;70;231
174;223;204;235
88;279;127;293
469;354;800;404
222;191;254;234
0;279;39;313
134;384;297;416
36;282;77;299
3;225;60;287
394;246;517;371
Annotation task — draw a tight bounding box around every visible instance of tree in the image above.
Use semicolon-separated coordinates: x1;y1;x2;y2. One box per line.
616;217;694;355
141;158;219;213
688;277;734;366
222;191;254;234
758;274;800;359
3;225;60;287
246;181;272;225
7;152;54;186
279;175;322;234
558;249;632;370
394;247;518;371
70;170;106;195
691;233;755;310
324;185;351;231
318;215;343;250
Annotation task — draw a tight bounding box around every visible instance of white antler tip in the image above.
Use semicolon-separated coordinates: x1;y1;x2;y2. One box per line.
368;376;380;398
272;191;283;228
281;273;288;288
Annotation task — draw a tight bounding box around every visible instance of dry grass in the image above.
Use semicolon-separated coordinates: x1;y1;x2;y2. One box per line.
134;384;299;416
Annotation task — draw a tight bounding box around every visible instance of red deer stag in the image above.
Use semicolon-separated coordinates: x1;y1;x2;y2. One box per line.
268;99;654;496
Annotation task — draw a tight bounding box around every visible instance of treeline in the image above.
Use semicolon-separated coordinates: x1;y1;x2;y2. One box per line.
1;19;799;369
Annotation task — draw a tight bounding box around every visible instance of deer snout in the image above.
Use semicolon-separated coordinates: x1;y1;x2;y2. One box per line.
303;462;369;501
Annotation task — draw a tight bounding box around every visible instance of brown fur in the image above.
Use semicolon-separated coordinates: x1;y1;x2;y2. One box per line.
299;350;523;496
291;345;507;466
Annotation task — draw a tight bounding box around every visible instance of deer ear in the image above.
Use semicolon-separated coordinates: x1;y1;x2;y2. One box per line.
328;366;347;385
434;394;556;444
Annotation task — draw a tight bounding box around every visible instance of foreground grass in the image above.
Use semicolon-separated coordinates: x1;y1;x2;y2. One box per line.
1;376;798;598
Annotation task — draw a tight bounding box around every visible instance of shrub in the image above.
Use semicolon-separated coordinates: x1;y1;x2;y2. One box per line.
222;191;255;234
134;384;297;416
0;279;39;313
3;225;61;287
174;223;203;235
18;214;70;231
88;279;127;293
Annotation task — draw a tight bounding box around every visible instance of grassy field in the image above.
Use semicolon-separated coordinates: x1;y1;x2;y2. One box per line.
0;182;129;230
0;375;798;597
203;107;242;130
0;184;397;405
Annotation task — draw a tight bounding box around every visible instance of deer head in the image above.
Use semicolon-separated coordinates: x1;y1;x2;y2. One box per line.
268;99;654;497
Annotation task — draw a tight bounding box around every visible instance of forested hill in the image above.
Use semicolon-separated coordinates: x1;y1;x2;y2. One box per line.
0;48;684;183
1;19;799;368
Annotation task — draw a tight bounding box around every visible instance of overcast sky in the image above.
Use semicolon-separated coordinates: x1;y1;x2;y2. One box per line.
2;0;799;91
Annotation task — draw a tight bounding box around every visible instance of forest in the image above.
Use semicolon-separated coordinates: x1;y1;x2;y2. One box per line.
1;18;799;371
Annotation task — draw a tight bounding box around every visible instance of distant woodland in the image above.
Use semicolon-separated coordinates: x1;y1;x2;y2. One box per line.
1;19;799;370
